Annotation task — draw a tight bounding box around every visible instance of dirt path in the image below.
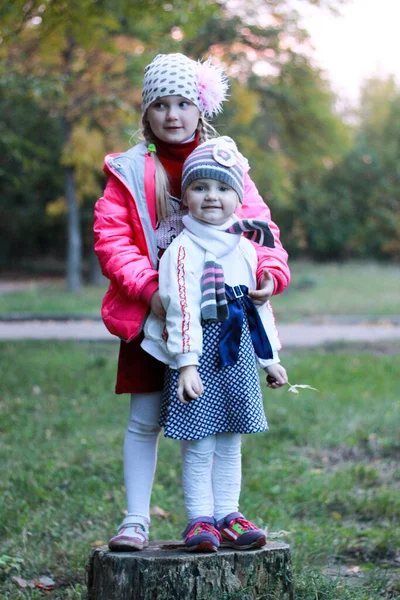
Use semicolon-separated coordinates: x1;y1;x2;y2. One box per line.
0;319;399;347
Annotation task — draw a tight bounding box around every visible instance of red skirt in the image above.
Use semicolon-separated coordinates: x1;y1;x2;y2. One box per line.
115;334;165;394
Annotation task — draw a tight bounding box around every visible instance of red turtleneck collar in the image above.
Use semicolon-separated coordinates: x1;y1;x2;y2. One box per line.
154;132;199;198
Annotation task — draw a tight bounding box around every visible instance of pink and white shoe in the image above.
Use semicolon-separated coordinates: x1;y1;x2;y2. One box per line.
108;515;149;552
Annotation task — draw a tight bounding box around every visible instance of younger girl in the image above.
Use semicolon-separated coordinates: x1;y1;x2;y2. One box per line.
94;53;290;552
142;137;288;552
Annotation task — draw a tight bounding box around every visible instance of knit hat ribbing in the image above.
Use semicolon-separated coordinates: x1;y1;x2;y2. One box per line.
141;53;229;118
181;137;248;203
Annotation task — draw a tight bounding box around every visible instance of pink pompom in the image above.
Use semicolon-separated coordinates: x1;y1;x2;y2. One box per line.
196;58;229;118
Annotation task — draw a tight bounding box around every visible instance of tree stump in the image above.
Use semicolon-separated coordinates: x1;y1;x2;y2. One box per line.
87;540;293;600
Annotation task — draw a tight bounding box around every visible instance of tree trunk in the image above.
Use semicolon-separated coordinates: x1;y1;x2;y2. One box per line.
62;34;82;292
87;540;293;600
88;248;106;286
64;164;82;291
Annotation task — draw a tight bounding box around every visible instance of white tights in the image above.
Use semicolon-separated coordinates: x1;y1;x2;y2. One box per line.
181;433;242;521
123;392;242;523
124;392;162;520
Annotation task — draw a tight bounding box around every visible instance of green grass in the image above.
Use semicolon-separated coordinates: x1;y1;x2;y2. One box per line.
1;261;399;320
1;341;399;599
271;260;400;321
0;281;106;316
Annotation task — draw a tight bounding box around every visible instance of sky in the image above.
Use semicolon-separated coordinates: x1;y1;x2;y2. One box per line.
299;0;400;105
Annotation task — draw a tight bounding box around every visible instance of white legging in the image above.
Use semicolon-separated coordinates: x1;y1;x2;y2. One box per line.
124;392;162;520
124;392;242;522
181;433;241;521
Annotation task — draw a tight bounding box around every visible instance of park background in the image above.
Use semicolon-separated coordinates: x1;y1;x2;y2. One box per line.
1;1;399;599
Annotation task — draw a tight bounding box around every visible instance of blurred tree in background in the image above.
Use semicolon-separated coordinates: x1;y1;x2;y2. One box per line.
0;0;218;289
0;0;398;291
318;76;400;260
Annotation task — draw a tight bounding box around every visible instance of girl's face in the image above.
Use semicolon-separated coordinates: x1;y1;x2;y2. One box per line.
146;96;200;144
183;179;239;226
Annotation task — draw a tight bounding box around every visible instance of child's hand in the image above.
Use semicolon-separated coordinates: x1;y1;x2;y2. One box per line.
249;269;274;306
150;290;166;319
177;366;204;403
265;364;288;389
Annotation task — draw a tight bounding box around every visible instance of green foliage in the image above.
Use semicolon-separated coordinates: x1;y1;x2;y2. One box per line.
0;76;64;269
211;49;352;260
262;54;352;259
359;75;398;144
272;53;349;171
0;0;221;281
1;0;399;270
319;77;400;260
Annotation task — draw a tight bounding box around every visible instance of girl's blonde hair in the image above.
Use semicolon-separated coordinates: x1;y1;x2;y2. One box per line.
142;115;218;221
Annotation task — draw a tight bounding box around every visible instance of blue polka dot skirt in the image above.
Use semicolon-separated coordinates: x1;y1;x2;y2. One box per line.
159;312;269;440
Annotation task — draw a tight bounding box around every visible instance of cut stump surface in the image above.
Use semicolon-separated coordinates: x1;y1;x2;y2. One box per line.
87;540;293;600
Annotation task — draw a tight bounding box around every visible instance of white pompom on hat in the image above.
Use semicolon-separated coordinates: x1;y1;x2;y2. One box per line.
141;53;229;119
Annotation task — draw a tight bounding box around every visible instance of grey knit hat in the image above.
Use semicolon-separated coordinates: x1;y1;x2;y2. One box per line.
181;137;249;202
141;53;229;118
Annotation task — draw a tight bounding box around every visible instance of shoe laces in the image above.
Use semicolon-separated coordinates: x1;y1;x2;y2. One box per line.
187;521;222;541
228;517;257;532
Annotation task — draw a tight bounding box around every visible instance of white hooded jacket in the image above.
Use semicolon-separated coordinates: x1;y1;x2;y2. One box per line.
141;215;282;370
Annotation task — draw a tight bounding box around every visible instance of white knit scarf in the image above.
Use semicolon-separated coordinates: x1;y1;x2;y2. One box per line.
182;214;241;321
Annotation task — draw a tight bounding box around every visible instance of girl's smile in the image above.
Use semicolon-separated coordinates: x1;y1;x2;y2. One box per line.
146;96;200;144
184;179;239;225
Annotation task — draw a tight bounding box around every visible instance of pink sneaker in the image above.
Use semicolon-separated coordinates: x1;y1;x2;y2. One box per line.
108;516;149;552
216;512;267;550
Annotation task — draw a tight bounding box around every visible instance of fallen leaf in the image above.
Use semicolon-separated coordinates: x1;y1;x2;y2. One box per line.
11;576;34;589
386;577;400;593
346;565;361;574
92;540;104;547
150;506;171;519
331;512;342;521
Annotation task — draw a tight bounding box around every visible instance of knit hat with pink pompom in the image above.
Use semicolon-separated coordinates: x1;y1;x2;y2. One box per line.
141;53;229;119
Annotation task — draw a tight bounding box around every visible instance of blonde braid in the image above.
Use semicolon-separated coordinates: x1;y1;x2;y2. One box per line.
198;115;219;142
142;119;171;221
